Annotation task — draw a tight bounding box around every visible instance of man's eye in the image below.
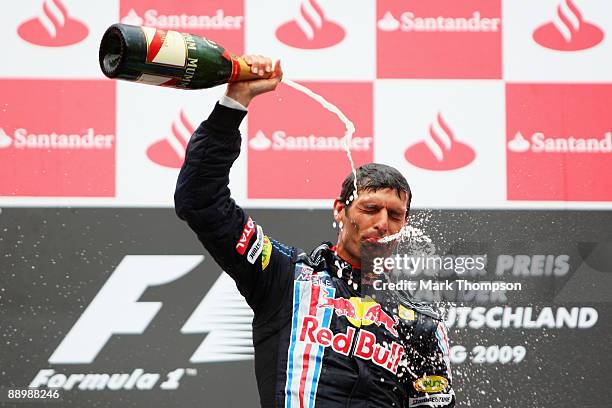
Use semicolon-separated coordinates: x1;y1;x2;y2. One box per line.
389;212;405;221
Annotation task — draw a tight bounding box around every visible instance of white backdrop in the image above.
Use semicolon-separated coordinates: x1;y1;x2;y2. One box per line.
1;0;611;209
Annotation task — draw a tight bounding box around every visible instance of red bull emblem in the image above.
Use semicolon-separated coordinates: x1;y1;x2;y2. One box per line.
353;329;404;374
317;291;358;319
299;316;405;374
362;304;399;337
317;290;399;336
299;316;355;356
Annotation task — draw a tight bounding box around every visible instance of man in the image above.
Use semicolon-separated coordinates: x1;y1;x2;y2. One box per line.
175;55;455;407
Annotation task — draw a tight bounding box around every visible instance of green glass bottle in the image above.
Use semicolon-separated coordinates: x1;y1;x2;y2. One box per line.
99;23;266;89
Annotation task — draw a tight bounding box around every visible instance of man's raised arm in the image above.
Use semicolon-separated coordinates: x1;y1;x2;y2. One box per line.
174;57;286;309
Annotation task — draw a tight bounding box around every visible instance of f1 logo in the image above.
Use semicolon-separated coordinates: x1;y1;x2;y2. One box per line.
49;255;203;364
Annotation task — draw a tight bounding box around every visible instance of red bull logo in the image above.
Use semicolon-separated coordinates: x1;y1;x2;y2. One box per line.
353;329;404;374
299;316;405;374
362;304;399;337
317;290;399;336
299;316;355;356
317;293;358;319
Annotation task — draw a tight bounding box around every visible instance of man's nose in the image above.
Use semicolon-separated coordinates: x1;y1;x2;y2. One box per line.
373;209;389;236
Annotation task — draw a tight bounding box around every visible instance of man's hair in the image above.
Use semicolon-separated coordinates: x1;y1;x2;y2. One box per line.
338;163;412;212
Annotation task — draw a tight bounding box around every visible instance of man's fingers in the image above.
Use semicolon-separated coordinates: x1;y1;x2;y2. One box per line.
243;54;260;74
242;54;275;76
273;60;283;79
262;56;273;73
255;55;272;76
255;55;265;76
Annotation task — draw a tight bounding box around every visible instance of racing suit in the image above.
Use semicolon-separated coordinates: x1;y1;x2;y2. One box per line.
175;102;455;407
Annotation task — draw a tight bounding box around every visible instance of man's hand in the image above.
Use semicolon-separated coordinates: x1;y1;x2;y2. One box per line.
225;55;283;108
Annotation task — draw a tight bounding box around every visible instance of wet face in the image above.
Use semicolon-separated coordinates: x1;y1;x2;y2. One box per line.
333;188;409;266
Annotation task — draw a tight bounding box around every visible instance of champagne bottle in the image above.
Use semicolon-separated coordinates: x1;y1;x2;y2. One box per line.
99;23;269;89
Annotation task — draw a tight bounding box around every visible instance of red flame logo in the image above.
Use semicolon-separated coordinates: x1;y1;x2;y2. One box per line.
404;113;475;171
147;110;195;169
533;0;603;51
276;0;345;49
17;0;88;47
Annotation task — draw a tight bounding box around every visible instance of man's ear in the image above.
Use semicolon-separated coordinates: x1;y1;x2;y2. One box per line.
333;199;345;223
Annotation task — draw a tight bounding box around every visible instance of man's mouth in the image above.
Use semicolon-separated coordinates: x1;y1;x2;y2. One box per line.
363;236;385;245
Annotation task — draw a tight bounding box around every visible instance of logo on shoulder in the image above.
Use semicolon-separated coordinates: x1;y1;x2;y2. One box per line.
236;217;255;255
398;304;415;321
246;225;264;264
413;375;449;393
261;236;272;270
295;263;314;280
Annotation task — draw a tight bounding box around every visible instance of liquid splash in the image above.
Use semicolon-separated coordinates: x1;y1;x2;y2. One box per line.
282;79;358;199
378;225;433;248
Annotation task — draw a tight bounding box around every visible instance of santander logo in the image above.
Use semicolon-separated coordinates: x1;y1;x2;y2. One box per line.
249;131;273;151
508;131;612;154
121;9;144;26
0;128;13;149
377;10;500;33
147;110;195;169
248;130;372;152
378;12;400;32
533;0;603;51
17;0;88;47
276;0;345;49
121;8;243;30
0;127;114;150
404;113;475;171
507;132;531;153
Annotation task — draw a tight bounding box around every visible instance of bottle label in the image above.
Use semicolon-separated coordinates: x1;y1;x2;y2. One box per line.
126;25;236;89
134;73;178;87
141;26;187;68
229;54;240;82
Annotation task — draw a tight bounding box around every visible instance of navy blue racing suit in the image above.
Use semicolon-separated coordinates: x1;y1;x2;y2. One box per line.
175;102;455;407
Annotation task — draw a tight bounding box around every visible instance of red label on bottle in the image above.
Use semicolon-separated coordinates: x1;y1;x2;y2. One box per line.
141;27;187;68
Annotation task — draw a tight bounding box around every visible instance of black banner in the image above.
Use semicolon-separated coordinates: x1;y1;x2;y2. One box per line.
1;208;611;407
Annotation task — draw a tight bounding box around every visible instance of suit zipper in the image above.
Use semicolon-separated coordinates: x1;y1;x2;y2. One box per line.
345;326;362;408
